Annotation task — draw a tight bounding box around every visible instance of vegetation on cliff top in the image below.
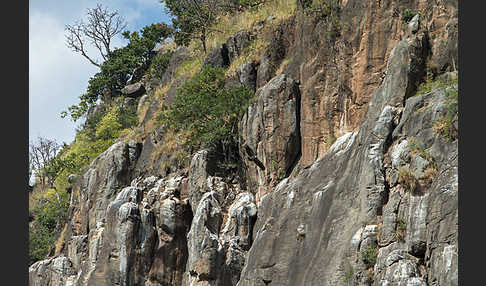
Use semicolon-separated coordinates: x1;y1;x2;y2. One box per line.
158;66;253;167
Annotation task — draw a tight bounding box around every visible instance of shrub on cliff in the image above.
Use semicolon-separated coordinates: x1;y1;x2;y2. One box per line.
29;188;70;265
158;66;253;160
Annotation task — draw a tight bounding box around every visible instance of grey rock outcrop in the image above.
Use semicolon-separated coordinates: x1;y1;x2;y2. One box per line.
239;73;301;202
226;61;258;92
28;2;457;285
183;191;257;286
202;44;230;69
237;32;457;286
121;82;146;98
160;46;190;87
226;30;252;63
187;149;224;211
29;256;77;286
408;14;420;34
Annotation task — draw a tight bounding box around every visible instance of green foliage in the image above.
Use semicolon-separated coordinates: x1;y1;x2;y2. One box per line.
396;217;407;242
402;9;417;23
408;138;437;170
56;102;138;191
415;75;457;98
160;0;223;52
236;0;263;7
344;266;354;283
29;223;55;264
63;23;173;121
29;188;70;265
148;50;174;81
398;166;418;192
434;81;458;140
31;100;137;265
158;66;253;150
360;244;378;267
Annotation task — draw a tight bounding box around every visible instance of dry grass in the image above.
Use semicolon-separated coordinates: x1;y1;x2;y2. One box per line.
226;37;269;76
174;54;203;79
204;0;296;53
54;225;67;254
151;129;193;172
398;166;418;192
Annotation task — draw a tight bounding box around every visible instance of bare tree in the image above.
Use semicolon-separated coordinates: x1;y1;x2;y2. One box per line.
65;4;127;67
29;137;62;202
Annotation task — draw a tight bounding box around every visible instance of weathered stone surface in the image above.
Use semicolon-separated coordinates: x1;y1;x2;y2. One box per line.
184;191;224;285
202;44;230;69
239;73;301;202
408;14;420;34
187;149;225;211
183;189;257;286
226;30;252;63
121;82;146;98
29;1;457;285
29;256;77;286
379;190;402;246
237;33;435;286
160;46;190;87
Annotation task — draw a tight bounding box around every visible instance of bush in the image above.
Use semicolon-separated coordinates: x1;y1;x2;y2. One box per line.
360;244;378;267
398;166;418;192
434;83;458;140
408;138;437;170
402;9;417;23
29;223;55;264
415;75;457;98
158;66;253;158
148;50;174;81
395;217;406;242
29;188;70;265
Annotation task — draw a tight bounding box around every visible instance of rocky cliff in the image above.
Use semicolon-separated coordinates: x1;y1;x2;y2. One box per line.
29;0;458;285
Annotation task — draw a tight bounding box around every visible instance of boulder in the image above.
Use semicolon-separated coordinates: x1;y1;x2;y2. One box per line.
184;191;224;285
160;46;191;87
187;149;224;210
121;82;146;98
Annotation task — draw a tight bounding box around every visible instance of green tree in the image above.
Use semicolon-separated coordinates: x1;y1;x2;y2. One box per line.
158;66;252;162
160;0;224;53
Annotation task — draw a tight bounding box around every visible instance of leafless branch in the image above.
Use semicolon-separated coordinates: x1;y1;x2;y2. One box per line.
65;4;127;67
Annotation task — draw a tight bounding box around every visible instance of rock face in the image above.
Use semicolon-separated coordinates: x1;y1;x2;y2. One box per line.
29;1;457;286
237;32;457;286
202;44;230;69
225;30;252;63
183;191;257;286
239;73;301;202
29;256;77;286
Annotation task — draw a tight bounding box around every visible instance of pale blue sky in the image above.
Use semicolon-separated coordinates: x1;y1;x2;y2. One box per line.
29;0;171;144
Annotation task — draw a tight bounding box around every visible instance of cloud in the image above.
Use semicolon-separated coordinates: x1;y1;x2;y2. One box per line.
29;11;99;143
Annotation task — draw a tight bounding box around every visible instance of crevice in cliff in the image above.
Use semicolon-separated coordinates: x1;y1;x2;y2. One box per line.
285;85;302;178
